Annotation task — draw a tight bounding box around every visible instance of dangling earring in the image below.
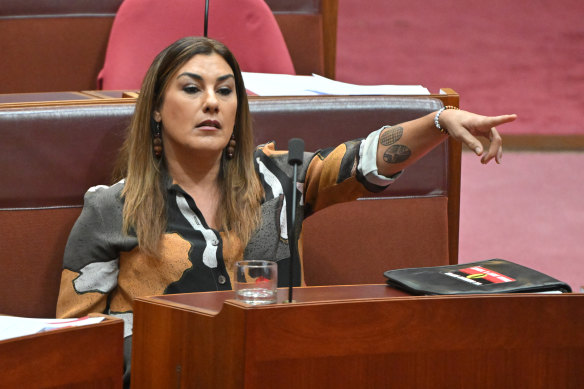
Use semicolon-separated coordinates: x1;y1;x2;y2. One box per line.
153;121;163;158
226;133;236;159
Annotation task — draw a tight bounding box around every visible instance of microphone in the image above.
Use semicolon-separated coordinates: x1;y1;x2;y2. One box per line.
286;138;304;303
288;138;304;166
204;0;210;37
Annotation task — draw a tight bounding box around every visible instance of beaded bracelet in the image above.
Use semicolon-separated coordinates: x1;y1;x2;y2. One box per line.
434;105;459;135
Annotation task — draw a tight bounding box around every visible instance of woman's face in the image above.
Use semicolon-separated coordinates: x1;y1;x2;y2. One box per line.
154;53;237;161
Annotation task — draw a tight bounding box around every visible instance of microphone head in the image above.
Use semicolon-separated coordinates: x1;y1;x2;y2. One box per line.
287;138;305;165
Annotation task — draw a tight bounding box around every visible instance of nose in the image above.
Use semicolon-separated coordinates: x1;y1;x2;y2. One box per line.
203;89;219;113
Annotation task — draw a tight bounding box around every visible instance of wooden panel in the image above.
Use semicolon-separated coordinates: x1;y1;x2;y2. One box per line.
132;285;584;388
321;0;338;79
266;0;338;79
302;196;449;286
0;207;82;317
502;134;584;151
440;88;461;264
0;91;96;104
0;17;115;93
273;14;325;76
0;317;124;389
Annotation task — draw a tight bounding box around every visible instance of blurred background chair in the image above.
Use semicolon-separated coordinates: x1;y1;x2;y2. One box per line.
97;0;295;90
0;0;337;93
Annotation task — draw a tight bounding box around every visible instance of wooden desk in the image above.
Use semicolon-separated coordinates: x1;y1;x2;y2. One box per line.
0;88;458;106
1;316;124;388
0;91;96;104
132;285;584;388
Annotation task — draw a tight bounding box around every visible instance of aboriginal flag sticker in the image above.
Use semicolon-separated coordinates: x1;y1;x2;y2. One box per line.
445;266;516;286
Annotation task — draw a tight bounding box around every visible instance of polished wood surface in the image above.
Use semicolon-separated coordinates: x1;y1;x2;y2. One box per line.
1;316;124;389
501;134;584;151
145;284;409;314
132;285;584;388
439;88;462;264
321;0;339;79
0;91;95;104
267;0;338;79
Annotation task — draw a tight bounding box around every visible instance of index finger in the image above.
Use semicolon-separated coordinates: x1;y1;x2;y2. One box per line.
485;114;517;127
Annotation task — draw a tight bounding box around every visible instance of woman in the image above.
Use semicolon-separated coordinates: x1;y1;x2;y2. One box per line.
56;37;516;382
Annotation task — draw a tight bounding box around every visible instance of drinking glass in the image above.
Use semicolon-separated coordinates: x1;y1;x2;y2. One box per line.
234;260;278;305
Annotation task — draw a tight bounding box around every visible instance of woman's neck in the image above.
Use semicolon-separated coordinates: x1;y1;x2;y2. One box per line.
166;152;223;228
165;146;222;186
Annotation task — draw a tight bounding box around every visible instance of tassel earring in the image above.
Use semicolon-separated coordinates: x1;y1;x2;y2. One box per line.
226;133;236;159
153;121;163;158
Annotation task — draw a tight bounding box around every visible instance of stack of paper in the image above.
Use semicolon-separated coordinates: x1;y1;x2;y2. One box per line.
242;73;430;96
0;316;105;341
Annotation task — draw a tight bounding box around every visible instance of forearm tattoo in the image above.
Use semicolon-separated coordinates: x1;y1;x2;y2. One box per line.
379;126;403;146
379;126;411;164
383;144;411;164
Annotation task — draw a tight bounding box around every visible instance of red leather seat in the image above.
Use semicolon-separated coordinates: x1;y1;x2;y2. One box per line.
98;0;295;90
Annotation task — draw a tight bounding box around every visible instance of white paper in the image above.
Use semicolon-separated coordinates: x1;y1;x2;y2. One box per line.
0;316;105;341
242;72;430;96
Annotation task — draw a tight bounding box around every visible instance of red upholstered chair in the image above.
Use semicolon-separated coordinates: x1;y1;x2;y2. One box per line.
97;0;295;90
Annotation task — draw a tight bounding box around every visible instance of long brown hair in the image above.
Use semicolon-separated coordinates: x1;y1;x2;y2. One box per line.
113;37;263;257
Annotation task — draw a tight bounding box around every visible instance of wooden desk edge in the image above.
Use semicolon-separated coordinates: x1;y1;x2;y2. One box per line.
0;314;124;344
0;90;458;109
134;284;581;317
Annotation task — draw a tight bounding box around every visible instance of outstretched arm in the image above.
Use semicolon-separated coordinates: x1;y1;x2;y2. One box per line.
376;108;517;177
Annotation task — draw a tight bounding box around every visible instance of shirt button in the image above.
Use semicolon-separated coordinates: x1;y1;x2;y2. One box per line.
218;275;226;285
211;239;219;246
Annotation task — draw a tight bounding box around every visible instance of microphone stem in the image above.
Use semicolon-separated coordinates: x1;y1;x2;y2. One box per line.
204;0;209;37
288;163;298;303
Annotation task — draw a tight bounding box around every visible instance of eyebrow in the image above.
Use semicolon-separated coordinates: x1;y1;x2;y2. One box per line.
177;72;234;82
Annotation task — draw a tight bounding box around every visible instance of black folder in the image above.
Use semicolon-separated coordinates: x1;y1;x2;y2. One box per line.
384;259;572;295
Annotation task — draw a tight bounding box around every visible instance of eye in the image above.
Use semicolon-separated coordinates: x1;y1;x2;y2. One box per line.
183;85;200;94
217;87;233;96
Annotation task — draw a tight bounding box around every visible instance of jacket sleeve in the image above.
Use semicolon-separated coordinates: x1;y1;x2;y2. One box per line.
56;182;135;318
303;128;401;216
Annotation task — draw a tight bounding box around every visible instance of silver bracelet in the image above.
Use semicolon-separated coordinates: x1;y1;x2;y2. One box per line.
434;105;459;135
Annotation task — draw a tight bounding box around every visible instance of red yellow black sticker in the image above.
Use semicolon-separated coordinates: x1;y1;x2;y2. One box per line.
443;266;516;286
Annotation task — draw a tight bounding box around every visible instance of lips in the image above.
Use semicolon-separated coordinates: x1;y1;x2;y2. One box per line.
196;119;221;129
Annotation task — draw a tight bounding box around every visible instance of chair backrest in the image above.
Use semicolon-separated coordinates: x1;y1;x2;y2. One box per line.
0;95;458;317
265;0;338;79
98;0;295;90
301;196;449;285
0;102;132;318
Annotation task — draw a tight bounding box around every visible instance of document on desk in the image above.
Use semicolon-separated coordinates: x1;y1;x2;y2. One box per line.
384;259;573;295
0;316;105;341
242;72;430;96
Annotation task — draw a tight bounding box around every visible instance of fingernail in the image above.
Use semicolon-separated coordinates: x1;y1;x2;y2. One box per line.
475;147;481;154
